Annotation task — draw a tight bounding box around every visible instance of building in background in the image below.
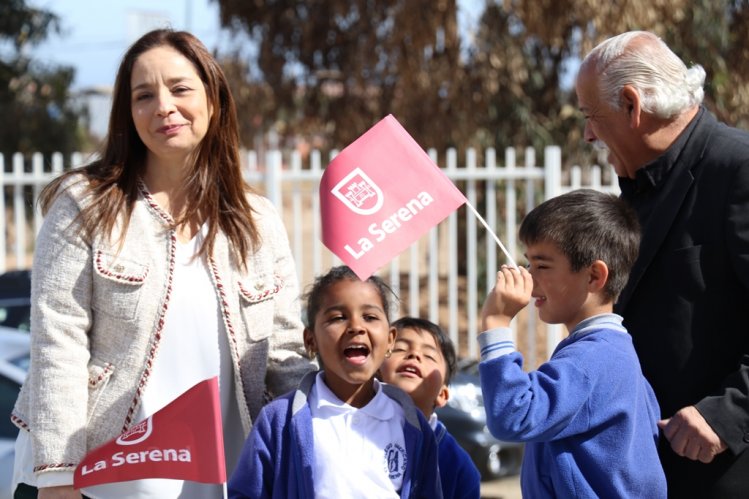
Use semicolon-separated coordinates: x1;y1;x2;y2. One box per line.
76;85;112;142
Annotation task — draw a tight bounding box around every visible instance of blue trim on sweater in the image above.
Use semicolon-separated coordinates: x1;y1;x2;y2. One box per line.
478;327;515;361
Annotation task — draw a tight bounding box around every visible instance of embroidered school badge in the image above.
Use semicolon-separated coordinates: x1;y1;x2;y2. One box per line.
383;442;407;480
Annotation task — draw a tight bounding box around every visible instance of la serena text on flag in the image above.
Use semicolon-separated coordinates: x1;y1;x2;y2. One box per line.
73;377;226;489
320;114;467;280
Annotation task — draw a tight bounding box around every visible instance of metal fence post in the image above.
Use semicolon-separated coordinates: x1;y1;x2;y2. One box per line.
265;150;283;215
543;145;563;353
544;145;562;201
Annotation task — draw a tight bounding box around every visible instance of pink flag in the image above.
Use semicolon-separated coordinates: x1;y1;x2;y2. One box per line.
320;115;467;280
73;377;226;489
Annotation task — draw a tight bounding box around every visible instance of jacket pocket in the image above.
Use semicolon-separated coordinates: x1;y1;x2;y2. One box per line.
92;250;148;321
238;273;285;341
87;359;115;424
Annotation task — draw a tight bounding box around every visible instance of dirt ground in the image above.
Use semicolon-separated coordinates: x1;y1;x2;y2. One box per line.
481;475;521;499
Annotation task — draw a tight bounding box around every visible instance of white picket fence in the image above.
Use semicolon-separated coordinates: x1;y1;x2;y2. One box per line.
0;147;619;363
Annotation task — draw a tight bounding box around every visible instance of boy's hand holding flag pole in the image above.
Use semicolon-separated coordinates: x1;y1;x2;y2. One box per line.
319;114;517;280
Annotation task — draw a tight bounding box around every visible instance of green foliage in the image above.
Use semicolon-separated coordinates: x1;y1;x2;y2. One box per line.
0;0;58;48
464;4;582;156
499;0;749;163
0;0;86;160
215;0;468;152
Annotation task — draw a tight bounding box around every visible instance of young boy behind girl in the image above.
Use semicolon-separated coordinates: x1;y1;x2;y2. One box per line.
379;317;481;499
478;189;666;498
228;265;442;498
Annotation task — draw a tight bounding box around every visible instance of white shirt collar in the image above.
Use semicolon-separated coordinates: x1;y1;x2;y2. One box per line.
428;412;439;431
311;371;396;421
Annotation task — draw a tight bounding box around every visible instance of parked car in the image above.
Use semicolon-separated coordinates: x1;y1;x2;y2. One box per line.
436;359;524;481
0;328;30;499
0;270;31;333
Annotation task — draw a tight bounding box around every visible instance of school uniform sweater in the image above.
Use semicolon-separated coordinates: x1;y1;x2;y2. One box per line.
478;314;666;498
227;371;443;498
433;420;481;499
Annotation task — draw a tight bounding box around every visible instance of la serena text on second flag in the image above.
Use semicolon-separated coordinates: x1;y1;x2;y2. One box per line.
73;377;226;489
320;115;467;280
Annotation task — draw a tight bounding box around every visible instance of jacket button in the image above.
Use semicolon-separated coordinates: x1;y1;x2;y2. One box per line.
743;432;749;444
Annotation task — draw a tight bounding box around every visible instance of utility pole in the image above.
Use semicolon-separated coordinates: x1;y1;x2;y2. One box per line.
185;0;193;32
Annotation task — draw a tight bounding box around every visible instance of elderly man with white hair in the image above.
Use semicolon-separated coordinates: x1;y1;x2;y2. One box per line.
576;31;749;498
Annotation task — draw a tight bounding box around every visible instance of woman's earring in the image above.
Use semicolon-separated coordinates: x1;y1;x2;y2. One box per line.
385;349;392;359
306;348;316;360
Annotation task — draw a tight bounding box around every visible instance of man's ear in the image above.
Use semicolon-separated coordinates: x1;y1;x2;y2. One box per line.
622;85;642;128
434;385;450;410
588;260;609;293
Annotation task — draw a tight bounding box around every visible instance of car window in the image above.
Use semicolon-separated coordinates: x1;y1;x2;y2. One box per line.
8;354;29;373
0;374;21;439
0;298;30;332
0;270;31;333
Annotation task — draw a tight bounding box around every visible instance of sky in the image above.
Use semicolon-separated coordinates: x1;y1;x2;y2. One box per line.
30;0;231;90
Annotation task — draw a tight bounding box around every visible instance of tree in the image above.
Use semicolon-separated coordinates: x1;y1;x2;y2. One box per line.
470;0;749;166
0;0;87;160
215;0;469;152
462;3;581;157
215;0;749;168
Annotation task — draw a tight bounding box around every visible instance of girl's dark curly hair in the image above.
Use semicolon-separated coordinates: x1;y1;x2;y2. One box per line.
303;265;397;328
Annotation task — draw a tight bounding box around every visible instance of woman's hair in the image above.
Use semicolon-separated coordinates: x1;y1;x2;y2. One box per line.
391;316;457;385
303;266;396;329
40;28;259;267
582;31;705;119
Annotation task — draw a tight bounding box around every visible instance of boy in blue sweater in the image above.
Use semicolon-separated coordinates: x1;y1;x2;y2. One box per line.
379;317;481;498
479;189;666;498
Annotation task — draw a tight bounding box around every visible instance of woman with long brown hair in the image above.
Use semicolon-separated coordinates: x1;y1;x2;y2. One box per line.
10;28;314;499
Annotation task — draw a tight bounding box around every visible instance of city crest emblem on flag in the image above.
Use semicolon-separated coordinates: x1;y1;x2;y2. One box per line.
331;167;384;215
116;417;153;446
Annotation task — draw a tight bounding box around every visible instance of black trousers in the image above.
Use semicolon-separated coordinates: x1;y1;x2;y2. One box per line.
14;483;91;499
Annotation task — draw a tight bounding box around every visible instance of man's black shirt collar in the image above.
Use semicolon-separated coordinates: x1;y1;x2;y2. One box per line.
619;107;704;198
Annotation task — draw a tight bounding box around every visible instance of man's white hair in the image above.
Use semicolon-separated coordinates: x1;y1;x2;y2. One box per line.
582;31;705;119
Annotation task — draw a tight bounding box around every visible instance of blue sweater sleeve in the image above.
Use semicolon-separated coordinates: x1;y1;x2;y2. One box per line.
478;335;595;442
228;405;276;499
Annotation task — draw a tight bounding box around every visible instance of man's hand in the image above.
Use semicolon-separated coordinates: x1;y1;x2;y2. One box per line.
38;485;82;499
658;405;728;463
480;265;533;330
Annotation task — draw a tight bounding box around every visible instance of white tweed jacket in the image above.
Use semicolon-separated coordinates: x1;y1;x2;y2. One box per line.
11;174;314;476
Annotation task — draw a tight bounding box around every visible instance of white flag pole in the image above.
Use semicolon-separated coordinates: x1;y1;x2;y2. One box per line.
465;200;518;269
